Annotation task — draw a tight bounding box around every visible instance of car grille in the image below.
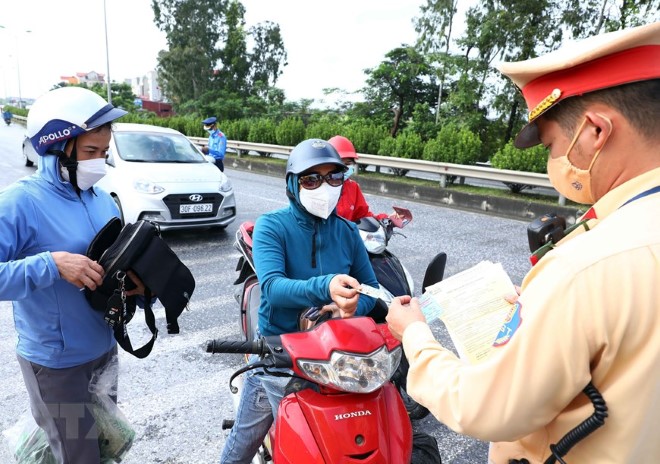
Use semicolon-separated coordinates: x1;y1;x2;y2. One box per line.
163;193;224;219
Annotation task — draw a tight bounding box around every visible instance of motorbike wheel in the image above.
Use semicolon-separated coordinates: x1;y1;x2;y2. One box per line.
399;384;430;420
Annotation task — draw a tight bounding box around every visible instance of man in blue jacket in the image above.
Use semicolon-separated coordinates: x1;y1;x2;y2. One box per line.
0;87;133;463
201;116;227;171
220;139;379;463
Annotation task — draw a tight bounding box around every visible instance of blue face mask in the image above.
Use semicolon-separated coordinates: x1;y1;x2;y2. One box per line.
343;166;355;180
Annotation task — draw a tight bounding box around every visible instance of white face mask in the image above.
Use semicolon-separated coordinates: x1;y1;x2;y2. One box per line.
61;158;107;191
299;183;342;219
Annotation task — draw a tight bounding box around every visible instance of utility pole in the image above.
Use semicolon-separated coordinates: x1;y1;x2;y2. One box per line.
103;0;112;104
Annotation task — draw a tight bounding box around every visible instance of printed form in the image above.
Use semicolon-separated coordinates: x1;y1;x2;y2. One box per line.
419;261;517;364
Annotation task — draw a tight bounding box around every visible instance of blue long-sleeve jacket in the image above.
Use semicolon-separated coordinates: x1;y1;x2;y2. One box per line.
0;155;119;368
207;129;227;160
253;176;378;336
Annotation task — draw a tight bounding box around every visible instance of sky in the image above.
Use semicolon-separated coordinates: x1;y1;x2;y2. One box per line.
0;0;426;105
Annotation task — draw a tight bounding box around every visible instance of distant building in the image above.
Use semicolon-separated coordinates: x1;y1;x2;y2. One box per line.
60;71;106;86
127;69;172;117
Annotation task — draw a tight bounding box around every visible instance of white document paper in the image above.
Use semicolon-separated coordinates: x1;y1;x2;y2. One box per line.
419;261;517;364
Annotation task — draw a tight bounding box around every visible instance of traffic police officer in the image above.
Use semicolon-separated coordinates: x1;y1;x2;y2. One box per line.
386;21;660;464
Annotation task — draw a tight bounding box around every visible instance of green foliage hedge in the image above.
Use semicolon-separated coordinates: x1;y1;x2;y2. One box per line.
423;123;482;165
491;142;548;173
21;107;549;177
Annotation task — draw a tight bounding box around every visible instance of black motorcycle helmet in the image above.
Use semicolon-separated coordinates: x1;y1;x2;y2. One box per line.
286;139;346;181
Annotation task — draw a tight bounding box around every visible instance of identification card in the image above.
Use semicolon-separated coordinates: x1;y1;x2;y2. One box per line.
357;283;381;299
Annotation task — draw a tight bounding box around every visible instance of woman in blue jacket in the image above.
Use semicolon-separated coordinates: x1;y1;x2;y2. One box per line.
221;139;379;463
0;87;131;463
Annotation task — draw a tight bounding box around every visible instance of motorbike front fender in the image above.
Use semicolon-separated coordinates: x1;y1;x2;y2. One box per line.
270;383;412;463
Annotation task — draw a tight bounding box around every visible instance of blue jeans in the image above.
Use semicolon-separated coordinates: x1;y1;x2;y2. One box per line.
220;354;292;463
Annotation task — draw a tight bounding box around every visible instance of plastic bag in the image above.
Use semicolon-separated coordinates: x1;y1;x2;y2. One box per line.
88;355;136;463
2;414;56;464
2;356;135;464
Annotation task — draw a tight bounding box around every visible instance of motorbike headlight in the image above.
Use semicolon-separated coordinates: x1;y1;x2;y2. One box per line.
133;178;165;194
359;227;386;254
297;345;402;393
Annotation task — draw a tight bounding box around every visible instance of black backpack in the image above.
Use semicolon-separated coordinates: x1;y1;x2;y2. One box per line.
85;218;195;358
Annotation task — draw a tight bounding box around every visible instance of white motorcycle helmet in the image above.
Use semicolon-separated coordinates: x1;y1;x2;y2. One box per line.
27;86;127;157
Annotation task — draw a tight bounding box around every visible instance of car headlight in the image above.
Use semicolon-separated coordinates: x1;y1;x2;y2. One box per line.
359;227;386;254
297;345;402;393
133;179;165;194
219;177;233;193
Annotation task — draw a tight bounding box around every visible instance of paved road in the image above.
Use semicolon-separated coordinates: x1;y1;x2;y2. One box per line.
0;125;534;463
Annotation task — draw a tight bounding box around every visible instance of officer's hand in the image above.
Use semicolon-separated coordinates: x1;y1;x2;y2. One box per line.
52;251;104;290
504;285;522;304
386;296;426;341
329;274;360;318
201;146;209;154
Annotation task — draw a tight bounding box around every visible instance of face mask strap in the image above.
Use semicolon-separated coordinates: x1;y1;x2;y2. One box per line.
60;138;81;195
586;113;613;172
564;117;589;162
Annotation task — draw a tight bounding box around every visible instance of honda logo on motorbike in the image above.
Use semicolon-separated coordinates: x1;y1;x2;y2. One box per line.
189;194;203;202
335;410;372;421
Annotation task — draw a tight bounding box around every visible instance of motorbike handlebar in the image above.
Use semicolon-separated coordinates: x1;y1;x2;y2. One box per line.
206;339;265;355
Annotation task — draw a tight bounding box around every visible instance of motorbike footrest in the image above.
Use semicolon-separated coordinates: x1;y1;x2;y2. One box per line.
222;419;235;430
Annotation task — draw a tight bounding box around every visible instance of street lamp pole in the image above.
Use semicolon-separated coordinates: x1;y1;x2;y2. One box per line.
0;25;29;109
103;0;112;104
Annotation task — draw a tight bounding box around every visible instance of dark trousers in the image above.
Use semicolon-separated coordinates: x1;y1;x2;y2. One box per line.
215;158;225;172
17;347;118;464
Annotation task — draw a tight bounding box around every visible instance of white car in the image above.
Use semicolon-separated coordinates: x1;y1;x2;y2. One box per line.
22;133;38;167
95;123;236;231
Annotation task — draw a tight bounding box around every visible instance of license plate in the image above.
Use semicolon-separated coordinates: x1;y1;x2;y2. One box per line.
179;203;212;214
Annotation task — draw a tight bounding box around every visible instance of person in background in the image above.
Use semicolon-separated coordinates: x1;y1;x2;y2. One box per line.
386;22;660;464
3;107;12;125
201;116;227;171
220;138;379;463
327;135;386;222
0;86;143;463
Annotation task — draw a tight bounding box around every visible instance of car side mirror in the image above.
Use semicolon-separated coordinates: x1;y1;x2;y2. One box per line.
204;155;215;164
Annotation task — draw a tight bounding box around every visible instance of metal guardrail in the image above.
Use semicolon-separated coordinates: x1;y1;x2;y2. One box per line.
189;137;565;204
14;121;563;204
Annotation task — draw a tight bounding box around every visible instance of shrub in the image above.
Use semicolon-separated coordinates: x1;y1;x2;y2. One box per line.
490;141;549;193
491;141;548;173
423;123;482;165
247;118;277;145
275;117;306;147
343;122;389;156
222;119;250;141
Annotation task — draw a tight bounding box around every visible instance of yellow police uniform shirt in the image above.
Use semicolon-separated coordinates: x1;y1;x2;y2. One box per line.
403;167;660;464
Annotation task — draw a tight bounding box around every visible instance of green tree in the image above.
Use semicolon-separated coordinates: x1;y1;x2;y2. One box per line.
560;0;659;36
363;46;437;137
78;82;138;113
152;0;226;104
151;0;287;118
249;21;288;98
414;0;459;124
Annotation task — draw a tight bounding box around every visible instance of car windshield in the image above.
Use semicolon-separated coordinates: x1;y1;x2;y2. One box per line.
113;131;206;163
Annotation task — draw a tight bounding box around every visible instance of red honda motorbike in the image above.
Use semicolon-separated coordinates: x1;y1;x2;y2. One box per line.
207;316;442;463
230;215;446;421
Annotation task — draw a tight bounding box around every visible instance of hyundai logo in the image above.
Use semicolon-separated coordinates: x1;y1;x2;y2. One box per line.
189;194;204;202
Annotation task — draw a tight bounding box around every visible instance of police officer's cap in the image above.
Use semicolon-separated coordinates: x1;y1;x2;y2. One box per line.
202;117;217;125
498;22;660;148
